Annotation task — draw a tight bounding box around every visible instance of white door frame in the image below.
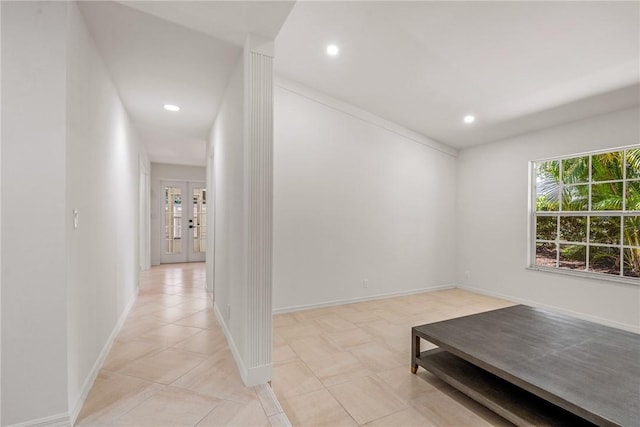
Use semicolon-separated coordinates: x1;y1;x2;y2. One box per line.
160;180;206;264
206;151;215;295
139;160;151;271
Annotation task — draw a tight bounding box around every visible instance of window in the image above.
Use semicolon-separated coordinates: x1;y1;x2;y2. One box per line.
531;146;640;282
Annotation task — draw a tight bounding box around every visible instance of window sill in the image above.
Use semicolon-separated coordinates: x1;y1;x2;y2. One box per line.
527;266;640;286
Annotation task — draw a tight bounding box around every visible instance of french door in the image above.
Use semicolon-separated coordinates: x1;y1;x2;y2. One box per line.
161;181;207;263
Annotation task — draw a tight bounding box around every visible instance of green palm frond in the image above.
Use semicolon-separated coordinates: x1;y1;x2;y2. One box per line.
536;148;640;277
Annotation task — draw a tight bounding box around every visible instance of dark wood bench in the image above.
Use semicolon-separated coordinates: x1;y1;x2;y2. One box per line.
411;305;640;427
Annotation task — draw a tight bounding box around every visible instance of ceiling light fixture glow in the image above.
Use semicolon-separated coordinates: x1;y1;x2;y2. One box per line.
463;115;475;124
164;104;180;112
326;44;339;56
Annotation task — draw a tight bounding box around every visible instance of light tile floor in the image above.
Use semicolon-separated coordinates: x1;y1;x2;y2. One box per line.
272;289;518;427
76;263;285;426
78;263;517;426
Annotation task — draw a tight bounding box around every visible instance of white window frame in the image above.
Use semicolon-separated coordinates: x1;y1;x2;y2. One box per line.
529;145;640;285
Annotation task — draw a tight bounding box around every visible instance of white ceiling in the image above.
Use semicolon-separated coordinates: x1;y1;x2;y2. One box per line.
80;1;639;165
275;1;640;148
79;1;294;166
120;1;296;47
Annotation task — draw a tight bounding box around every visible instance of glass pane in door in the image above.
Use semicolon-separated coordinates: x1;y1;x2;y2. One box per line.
192;188;206;253
164;186;183;254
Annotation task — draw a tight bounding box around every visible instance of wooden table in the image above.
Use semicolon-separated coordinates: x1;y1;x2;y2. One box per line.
411;305;640;427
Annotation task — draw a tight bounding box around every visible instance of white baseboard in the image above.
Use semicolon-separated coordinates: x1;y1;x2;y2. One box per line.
213;303;274;387
6;412;70;427
68;289;139;425
245;364;273;386
213;303;248;379
273;284;456;314
457;284;640;334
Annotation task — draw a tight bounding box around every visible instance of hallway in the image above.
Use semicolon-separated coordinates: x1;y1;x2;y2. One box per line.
76;263;287;426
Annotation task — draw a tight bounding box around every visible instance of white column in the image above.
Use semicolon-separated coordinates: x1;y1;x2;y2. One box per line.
243;36;274;385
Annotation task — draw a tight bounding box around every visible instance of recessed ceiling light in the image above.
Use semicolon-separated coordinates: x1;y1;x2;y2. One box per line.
164;104;180;112
326;44;339;56
463;115;475;124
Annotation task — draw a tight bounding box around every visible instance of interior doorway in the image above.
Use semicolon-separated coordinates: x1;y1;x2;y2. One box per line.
161;180;207;263
139;161;151;271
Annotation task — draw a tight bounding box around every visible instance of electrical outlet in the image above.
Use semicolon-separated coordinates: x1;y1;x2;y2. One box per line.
226;304;231;321
363;279;369;289
465;271;471;280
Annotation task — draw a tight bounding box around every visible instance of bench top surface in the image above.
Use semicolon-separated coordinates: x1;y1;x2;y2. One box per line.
413;305;640;427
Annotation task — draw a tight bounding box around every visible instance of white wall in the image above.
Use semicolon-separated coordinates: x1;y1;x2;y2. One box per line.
150;162;206;266
0;2;4;422
2;2;149;424
1;2;69;424
457;107;640;332
208;56;246;360
272;81;459;311
66;2;148;422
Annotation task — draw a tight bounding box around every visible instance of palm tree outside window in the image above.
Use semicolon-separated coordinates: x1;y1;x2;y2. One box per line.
532;146;640;281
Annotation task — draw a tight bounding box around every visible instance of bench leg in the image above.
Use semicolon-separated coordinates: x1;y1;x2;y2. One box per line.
411;332;420;374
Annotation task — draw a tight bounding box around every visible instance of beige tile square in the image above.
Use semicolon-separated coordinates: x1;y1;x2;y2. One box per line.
410;389;504;427
175;287;209;298
138;323;202;346
280;388;357;427
102;340;164;372
328;376;407;425
323;328;376;350
113;386;220;426
174;297;212;311
287;336;342;364
272;360;324;401
117;317;170;342
273;344;300;365
172;329;227;355
349;342;406;372
369;309;412;325
362;407;437;427
150;306;201;323
293;307;339;320
340;309;383;324
274;323;319;342
314;315;358;333
273;312;299;328
362;319;406;340
273;333;287;346
174;309;220;329
196;398;269;427
380;335;414;357
303;351;373;387
406;311;451;328
172;351;257;403
376;366;454;402
126;302;165;318
117;348;207;384
144;294;189;308
75;371;164;425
